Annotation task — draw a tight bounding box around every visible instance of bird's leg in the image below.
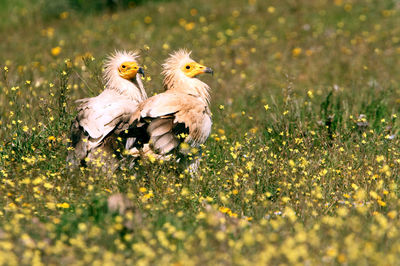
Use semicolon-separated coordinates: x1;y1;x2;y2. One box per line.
125;137;137;150
187;159;200;178
177;146;202;178
86;139;120;175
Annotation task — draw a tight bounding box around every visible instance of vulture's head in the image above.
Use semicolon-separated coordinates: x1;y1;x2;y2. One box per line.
103;50;147;101
162;49;213;79
162;49;213;103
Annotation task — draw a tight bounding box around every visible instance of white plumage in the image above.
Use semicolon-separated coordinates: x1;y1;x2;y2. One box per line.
67;50;146;170
122;49;213;173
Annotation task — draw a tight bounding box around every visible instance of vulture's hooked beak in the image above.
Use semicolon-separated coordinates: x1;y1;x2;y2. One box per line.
184;62;214;78
138;67;145;77
204;67;214;76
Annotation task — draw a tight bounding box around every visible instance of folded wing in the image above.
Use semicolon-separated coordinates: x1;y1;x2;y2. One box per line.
78;91;137;140
69;90;138;163
126;92;212;155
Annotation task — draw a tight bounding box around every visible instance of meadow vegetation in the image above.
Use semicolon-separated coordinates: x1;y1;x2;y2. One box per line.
1;0;400;264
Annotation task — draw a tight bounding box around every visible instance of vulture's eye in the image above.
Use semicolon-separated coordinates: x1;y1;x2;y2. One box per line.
186;65;191;69
122;65;126;69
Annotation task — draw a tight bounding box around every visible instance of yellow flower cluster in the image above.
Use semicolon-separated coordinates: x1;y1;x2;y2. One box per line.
1;0;400;264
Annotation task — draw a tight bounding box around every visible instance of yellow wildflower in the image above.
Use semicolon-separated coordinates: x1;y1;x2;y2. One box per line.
51;46;62;56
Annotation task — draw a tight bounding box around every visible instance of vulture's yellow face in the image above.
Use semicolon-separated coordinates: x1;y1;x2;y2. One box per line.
118;61;144;80
181;61;213;78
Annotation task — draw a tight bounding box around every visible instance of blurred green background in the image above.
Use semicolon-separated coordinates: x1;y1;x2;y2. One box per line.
1;0;400;265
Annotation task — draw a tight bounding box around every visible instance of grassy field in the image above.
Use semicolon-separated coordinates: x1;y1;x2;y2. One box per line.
1;0;400;264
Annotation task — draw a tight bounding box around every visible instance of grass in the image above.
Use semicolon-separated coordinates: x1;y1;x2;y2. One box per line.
1;0;400;264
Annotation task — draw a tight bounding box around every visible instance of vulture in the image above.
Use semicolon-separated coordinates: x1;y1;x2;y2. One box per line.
122;49;213;173
67;50;146;171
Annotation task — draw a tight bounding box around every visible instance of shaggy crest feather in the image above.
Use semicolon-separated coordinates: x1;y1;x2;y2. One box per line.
103;50;146;102
162;49;210;104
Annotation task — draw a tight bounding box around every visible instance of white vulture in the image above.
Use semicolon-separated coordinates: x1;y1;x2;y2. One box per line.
121;49;213;173
67;50;147;171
